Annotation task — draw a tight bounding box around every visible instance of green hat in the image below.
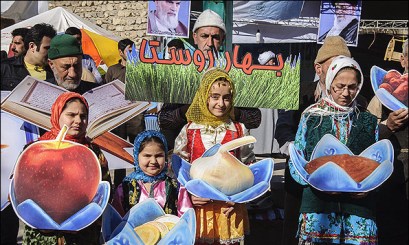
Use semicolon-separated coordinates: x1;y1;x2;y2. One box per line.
48;34;82;60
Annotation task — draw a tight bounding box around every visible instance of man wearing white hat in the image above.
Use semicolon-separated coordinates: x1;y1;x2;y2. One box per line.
258;51;276;66
192;9;226;59
158;9;261;150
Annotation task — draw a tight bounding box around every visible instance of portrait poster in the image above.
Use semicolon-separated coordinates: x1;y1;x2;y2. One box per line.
146;0;191;38
124;39;300;110
317;0;362;47
233;1;321;43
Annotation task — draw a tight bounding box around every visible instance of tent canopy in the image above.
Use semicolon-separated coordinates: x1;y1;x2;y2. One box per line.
1;6;121;61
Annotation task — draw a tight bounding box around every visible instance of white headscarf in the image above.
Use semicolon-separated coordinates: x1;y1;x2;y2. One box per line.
324;55;363;108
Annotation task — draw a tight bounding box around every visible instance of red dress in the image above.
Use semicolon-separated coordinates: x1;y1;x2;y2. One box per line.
185;122;250;245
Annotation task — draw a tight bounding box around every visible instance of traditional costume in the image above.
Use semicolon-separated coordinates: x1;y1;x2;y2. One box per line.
23;92;111;245
174;68;253;244
290;57;379;244
111;130;192;217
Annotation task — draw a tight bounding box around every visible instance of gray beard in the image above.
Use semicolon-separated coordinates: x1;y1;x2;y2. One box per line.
58;79;80;91
158;13;178;29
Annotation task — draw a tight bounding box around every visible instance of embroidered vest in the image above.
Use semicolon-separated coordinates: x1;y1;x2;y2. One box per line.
186;122;243;162
122;176;178;215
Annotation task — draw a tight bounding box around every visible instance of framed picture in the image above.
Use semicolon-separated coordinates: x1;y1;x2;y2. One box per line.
317;0;362;47
146;0;191;38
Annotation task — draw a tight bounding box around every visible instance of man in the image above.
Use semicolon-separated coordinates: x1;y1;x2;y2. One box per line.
158;9;261;150
318;0;360;44
10;27;29;57
47;34;99;94
192;9;226;59
165;38;185;59
105;38;134;84
367;39;408;245
258;51;275;66
2;23;56;90
148;0;188;37
1;22;56;245
105;38;144;189
65;27;103;84
275;36;351;245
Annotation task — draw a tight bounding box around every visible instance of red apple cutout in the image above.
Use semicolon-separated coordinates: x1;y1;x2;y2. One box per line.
13;125;101;224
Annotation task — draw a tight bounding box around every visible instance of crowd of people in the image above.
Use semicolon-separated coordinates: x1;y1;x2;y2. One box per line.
1;6;408;245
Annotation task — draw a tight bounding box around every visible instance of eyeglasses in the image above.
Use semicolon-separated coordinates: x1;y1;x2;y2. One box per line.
331;85;358;94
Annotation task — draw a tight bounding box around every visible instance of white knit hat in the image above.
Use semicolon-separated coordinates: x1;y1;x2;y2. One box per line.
193;9;226;33
258;51;275;65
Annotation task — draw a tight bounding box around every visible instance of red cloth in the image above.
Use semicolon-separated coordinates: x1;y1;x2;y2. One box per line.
187;122;243;162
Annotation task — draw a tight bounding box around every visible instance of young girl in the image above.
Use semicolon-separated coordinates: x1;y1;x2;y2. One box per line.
23;92;112;245
290;56;379;244
174;68;254;244
111;130;192;217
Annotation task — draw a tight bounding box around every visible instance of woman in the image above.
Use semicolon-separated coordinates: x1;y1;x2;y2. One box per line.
23;92;112;245
290;56;379;244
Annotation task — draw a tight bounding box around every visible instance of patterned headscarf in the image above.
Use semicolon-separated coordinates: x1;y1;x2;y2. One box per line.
299;56;364;145
323;55;363;109
186;68;235;128
123;130;169;183
39;92;89;144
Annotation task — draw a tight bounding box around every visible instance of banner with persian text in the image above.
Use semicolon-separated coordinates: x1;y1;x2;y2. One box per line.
124;38;300;110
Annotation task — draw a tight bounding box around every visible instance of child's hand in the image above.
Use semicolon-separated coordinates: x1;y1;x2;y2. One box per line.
222;201;235;218
179;151;190;162
191;195;212;206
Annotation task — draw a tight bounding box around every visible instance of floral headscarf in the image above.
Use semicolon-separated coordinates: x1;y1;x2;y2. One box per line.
39;92;89;144
186;67;235;128
123;130;169;183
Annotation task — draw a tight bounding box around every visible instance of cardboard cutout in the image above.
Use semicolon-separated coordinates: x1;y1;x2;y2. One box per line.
9;125;110;230
1;111;39;210
370;65;408;111
102;199;196;244
172;137;274;203
289;134;394;193
125;39;300;109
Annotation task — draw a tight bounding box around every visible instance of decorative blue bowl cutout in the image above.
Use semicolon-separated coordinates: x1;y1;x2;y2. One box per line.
171;143;274;203
9;180;110;231
370;65;407;111
289;134;394;192
102;198;196;244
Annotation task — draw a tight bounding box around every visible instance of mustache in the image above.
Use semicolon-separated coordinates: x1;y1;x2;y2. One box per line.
64;76;78;81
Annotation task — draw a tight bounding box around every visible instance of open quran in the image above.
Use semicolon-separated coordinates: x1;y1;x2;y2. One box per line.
1;76;151;163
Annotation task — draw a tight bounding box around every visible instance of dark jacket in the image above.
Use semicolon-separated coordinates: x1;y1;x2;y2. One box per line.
1;55;54;91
